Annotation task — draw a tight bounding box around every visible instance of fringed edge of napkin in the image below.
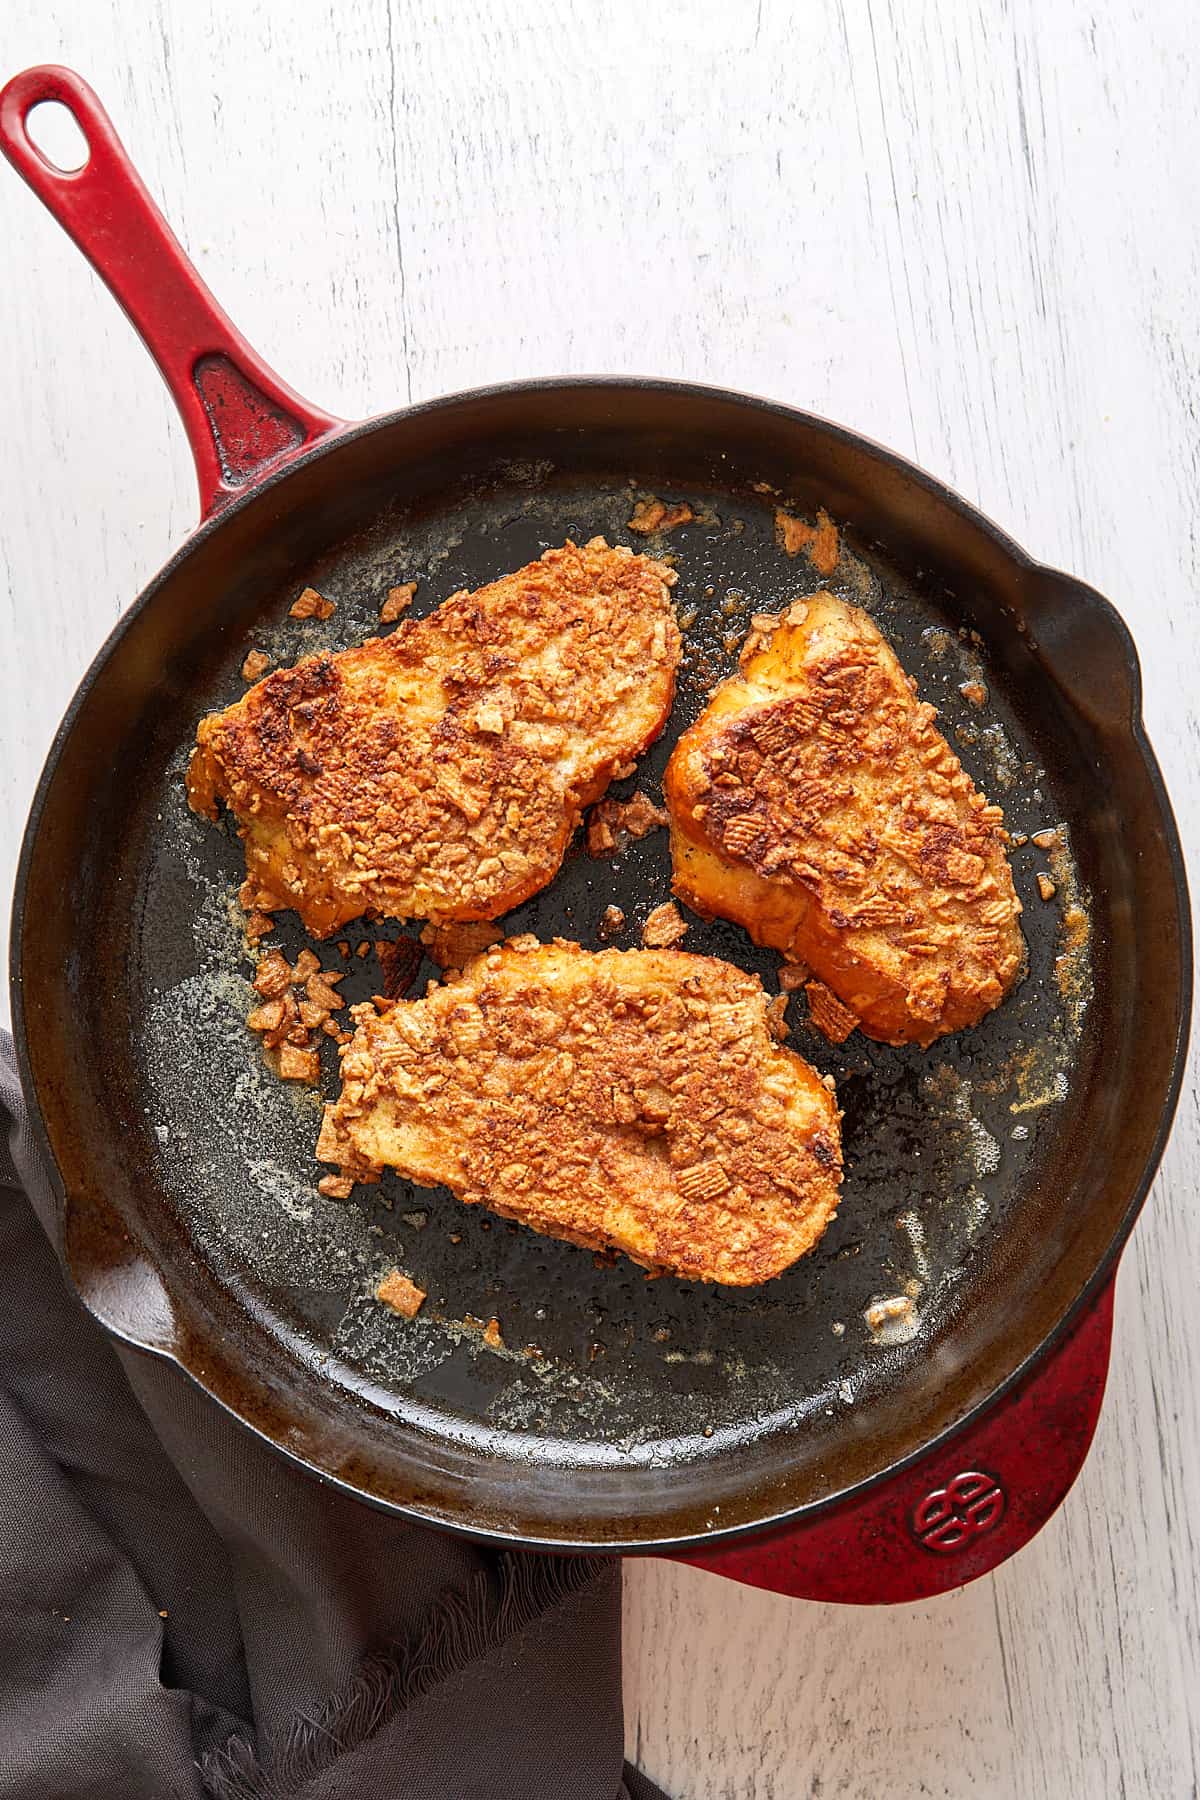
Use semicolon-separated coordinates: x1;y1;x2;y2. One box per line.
201;1550;610;1800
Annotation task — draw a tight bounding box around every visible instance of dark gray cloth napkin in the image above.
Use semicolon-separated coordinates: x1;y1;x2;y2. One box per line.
0;1031;668;1800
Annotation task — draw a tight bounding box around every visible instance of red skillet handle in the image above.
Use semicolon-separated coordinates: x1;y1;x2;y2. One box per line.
670;1273;1117;1603
0;65;347;518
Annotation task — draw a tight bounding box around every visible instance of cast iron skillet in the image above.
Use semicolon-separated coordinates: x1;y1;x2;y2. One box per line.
1;69;1190;1585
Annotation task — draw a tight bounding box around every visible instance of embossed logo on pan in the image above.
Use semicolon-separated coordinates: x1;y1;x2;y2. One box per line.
910;1470;1006;1552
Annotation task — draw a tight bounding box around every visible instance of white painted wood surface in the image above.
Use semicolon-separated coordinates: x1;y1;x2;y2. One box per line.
1;3;1196;1794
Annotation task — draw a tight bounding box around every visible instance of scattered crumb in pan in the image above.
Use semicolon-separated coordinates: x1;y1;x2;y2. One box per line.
1031;827;1059;850
401;1209;428;1230
307;968;345;1009
804;980;858;1045
1010;831;1028;847
318;1173;355;1199
278;1043;320;1084
253;950;292;998
289;585;336;620
778;962;809;991
245;910;275;943
356;942;370;957
959;680;988;707
1037;873;1057;901
376;1269;426;1318
457;1312;508;1353
628;495;694;533
420;919;504;970
640;900;688;947
774;505;839;574
766;993;790;1040
864;1294;918;1344
586;789;669;856
831;1320;845;1336
381;580;417;622
246;997;285;1033
246;948;346;1078
241;649;271;681
598;904;626;937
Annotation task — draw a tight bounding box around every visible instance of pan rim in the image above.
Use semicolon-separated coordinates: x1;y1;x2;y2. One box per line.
9;375;1193;1551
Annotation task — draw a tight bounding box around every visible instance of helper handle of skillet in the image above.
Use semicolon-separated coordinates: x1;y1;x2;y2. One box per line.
0;65;347;518
669;1275;1116;1603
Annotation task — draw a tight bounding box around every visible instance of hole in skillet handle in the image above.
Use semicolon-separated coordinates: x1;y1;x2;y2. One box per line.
24;99;90;174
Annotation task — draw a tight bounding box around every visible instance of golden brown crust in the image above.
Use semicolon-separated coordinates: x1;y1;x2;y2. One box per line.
318;940;843;1286
664;593;1025;1046
187;541;681;936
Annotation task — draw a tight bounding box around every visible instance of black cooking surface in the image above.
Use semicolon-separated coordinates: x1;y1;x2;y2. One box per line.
131;468;1094;1470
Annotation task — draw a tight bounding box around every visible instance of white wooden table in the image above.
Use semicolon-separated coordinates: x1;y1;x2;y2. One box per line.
2;4;1197;1795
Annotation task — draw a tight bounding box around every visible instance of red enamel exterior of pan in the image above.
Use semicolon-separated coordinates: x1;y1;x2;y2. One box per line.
1;66;1190;1603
